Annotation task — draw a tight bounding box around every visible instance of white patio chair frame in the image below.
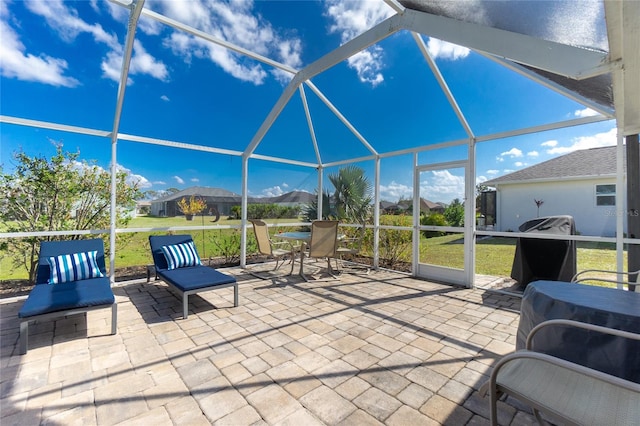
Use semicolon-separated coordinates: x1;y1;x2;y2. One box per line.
572;268;639;291
483;319;640;426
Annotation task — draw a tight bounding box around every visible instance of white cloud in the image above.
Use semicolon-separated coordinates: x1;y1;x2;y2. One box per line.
271;39;301;84
129;40;168;81
476;175;488;185
0;4;79;87
261;185;285;197
160;95;170;102
190;178;199;182
379;181;412;201
153;0;303;86
420;170;465;204
546;127;616;155
153;180;166;185
15;0;167;85
527;151;539;157
101;50;126;82
514;161;525;167
136;13;164;36
574;107;598;118
102;41;168;85
499;148;523;158
347;48;385;86
427;38;470;61
486;169;500;175
541;140;558;147
324;0;394;86
117;166;152;189
69;161;152;189
282;182;289;188
173;175;185;184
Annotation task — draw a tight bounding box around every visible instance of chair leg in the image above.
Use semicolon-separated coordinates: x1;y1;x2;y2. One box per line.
19;321;29;355
233;283;239;307
490;384;499;426
288;249;297;275
111;303;117;335
273;257;282;271
183;294;189;319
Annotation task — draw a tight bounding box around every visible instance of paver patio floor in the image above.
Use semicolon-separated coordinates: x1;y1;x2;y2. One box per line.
1;265;534;425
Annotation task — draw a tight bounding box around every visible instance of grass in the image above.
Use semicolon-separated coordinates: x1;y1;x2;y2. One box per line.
0;216;630;283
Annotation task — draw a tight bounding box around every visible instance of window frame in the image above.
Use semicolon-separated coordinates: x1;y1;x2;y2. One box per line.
595;183;616;207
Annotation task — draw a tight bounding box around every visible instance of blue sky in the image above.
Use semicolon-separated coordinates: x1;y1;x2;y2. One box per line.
1;0;616;204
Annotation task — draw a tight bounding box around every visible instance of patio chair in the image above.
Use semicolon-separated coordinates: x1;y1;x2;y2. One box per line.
482;319;640;426
18;238;117;354
149;234;238;319
334;223;369;274
572;268;639;291
302;220;339;281
248;219;299;279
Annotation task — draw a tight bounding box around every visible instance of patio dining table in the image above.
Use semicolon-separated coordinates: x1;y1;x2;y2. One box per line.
274;232;311;277
517;280;640;382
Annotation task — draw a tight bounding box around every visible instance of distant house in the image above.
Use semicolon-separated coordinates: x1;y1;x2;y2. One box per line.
149;186;315;217
483;146;627;237
150;187;242;217
379;198;444;215
267;190;316;208
419;198;446;214
380;200;405;214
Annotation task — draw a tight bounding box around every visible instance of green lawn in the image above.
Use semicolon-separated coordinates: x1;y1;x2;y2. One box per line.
0;216;629;283
0;216;302;280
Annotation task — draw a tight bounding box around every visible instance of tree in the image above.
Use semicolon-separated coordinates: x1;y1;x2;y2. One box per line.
0;143;142;283
303;189;331;221
328;165;372;224
177;195;207;217
534;198;544;217
475;183;489;207
444;198;465;227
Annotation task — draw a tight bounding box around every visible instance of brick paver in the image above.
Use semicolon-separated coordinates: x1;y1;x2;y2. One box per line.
0;267;528;425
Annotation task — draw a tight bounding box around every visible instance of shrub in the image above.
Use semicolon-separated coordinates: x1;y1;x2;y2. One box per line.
246;203;299;219
377;215;412;269
421;213;447;238
208;229;255;265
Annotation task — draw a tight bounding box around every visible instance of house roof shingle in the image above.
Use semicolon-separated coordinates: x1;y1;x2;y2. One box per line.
484;146;626;186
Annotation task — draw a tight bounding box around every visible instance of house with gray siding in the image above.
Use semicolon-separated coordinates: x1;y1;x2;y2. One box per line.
483;146;627;237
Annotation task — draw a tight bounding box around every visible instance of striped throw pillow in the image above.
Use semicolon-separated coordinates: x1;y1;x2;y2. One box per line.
161;241;202;270
48;250;105;284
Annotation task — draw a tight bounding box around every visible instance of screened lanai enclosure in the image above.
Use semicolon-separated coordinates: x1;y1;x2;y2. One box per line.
1;0;639;290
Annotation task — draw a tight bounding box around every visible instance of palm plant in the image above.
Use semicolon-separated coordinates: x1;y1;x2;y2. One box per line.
303;189;332;221
328;165;372;224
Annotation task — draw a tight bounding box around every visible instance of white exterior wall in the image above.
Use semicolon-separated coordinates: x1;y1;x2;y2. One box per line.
495;177;625;237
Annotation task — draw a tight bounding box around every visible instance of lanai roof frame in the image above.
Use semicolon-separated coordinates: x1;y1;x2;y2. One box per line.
1;0;637;286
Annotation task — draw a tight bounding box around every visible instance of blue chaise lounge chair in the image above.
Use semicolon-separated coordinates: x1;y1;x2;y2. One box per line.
149;234;238;319
18;238;117;354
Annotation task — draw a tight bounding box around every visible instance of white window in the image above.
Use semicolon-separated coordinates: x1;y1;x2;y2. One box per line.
596;184;616;206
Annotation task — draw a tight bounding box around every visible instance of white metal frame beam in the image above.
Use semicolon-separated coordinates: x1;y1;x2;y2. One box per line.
478;53;615;118
605;0;640;136
108;0;144;283
411;32;474;139
401;8;612;80
108;0;296;75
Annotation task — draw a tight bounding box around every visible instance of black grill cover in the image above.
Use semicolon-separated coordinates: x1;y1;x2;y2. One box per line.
510;215;577;287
